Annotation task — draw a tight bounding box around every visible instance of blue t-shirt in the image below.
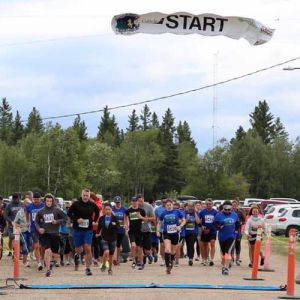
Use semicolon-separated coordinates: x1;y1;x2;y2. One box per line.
27;203;45;232
155;205;166;233
160;209;184;234
214;212;239;242
105;216;111;228
184;211;199;236
199;208;218;233
113;206;127;234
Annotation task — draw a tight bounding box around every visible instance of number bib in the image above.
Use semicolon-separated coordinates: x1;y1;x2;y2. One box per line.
79;219;89;228
186;223;195;230
129;212;139;221
44;213;54;224
167;224;177;234
204;215;214;223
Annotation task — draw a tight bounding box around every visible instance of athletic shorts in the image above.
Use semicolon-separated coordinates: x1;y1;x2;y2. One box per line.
201;232;216;243
31;231;40;244
128;231;142;247
248;234;261;245
141;232;152;251
219;238;235;255
40;233;60;253
163;233;180;246
116;233;125;248
73;230;93;248
101;239;117;255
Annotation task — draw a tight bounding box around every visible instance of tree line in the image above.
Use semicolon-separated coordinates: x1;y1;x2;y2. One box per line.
0;97;299;201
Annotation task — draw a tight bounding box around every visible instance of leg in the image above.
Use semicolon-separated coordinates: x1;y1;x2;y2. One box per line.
210;239;216;262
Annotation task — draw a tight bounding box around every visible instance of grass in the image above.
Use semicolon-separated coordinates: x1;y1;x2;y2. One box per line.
270;235;300;261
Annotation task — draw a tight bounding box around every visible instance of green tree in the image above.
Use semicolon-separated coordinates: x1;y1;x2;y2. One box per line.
12;110;24;145
0;97;13;143
127;109;139;132
140;104;151;131
176;120;196;149
151;112;160;128
25;107;44;135
72;115;88;141
272;117;288;140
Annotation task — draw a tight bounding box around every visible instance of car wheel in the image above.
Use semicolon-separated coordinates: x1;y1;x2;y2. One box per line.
285;225;300;237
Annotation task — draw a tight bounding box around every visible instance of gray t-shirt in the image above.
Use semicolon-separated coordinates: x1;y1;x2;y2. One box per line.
140;202;154;233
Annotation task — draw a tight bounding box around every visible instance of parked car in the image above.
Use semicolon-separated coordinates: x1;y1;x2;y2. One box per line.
269;198;299;203
260;199;299;213
213;200;225;209
243;198;264;207
177;195;199;203
272;206;300;236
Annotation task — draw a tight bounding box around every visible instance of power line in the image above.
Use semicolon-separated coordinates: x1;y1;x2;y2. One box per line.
21;55;300;123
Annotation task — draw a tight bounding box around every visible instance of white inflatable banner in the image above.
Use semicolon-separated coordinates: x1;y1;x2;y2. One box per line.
112;12;274;45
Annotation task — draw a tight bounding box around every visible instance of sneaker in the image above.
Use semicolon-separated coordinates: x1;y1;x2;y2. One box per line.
74;254;80;271
60;261;64;267
54;261;60;267
131;262;136;269
203;260;208;266
160;263;165;267
38;262;43;271
175;262;179;267
81;259;85;265
260;257;265;266
209;261;214;267
153;255;158;263
8;251;12;257
108;269;113;275
101;263;107;272
105;261;109;268
188;259;193;266
235;260;241;266
138;264;144;270
195;257;200;261
85;268;92;276
223;267;229;275
45;270;51;277
66;261;70;266
248;263;253;268
148;255;153;264
166;266;171;275
23;261;30;268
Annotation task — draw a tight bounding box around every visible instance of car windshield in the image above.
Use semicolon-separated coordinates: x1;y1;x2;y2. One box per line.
266;206;275;214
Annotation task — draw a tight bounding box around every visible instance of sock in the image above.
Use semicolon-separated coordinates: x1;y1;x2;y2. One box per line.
165;253;171;267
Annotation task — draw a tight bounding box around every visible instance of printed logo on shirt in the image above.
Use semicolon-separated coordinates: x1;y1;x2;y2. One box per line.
204;215;214;223
129;212;139;221
44;213;54;224
164;214;176;223
79;219;89;228
224;217;234;226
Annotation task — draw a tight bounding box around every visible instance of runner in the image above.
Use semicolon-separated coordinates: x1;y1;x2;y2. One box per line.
35;194;67;277
199;198;218;266
125;196;146;269
154;196;167;265
97;203;120;275
214;200;240;275
4;192;23;257
195;201;203;262
231;198;246;266
157;199;186;274
137;194;155;270
67;189;99;276
14;198;32;267
112;196;127;265
27;192;45;271
244;205;266;267
184;202;201;266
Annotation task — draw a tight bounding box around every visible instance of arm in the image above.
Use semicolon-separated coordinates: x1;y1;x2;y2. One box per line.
244;219;250;236
54;209;67;225
34;210;44;234
195;212;201;225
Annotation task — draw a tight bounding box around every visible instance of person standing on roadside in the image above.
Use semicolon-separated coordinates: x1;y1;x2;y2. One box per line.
67;189;99;276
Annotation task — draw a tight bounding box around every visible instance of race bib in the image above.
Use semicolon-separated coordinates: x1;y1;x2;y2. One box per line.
44;213;54;223
205;215;214;223
167;224;177;234
129;212;139;221
186;223;195;230
119;220;124;227
79;219;89;228
31;212;37;221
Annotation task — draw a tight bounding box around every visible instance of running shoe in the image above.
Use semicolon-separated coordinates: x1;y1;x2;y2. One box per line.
235;260;241;266
54;261;60;267
223;268;229;275
93;261;99;267
66;261;70;266
160;263;165;267
8;251;12;257
108;269;113;275
148;255;153;264
101;263;107;272
188;259;193;266
85;268;93;276
248;263;253;268
74;254;80;271
38;262;43;271
209;261;214;267
23;261;30;268
45;270;51;277
138;264;145;270
174;262;179;267
195;257;200;261
60;260;64;266
260;256;265;266
153;255;158;263
166;266;172;274
105;261;110;268
81;258;85;265
131;262;136;269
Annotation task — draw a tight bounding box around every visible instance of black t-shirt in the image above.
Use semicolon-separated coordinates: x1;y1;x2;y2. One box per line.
126;207;145;233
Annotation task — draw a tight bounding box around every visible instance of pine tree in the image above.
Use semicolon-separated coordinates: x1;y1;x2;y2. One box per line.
176;120;196;147
127;109;139;132
249;100;274;144
0;97;13;143
12;110;24;144
230;126;246;144
140;104;151;131
273;117;288;140
25;107;44;135
73;115;88;141
97;106;111;140
151;112;159;128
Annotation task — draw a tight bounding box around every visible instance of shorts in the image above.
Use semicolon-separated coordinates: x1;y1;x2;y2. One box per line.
201;232;216;243
141;232;152;251
100;240;117;255
128;231;142;247
31;231;40;244
219;238;235;255
20;231;32;255
249;234;261;245
116;233;125;248
162;233;180;246
40;233;60;253
73;230;93;248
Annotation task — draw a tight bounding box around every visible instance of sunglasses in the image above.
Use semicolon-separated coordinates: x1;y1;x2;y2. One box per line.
224;208;231;211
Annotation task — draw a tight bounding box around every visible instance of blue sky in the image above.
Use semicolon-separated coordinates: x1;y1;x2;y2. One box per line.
0;0;300;152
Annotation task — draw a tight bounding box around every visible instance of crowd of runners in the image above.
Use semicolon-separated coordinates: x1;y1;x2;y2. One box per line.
0;190;267;277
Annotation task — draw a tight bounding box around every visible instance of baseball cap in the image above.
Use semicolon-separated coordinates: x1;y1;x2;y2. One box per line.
131;196;138;202
33;192;41;198
114;196;122;203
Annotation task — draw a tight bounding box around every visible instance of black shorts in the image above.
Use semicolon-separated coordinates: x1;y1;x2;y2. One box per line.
100;240;117;255
249;234;261;245
141;232;152;251
201;232;216;243
116;233;125;248
40;233;60;253
128;231;142;247
163;233;180;246
219;239;235;255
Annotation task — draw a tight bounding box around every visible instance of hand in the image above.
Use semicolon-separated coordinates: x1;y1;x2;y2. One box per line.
156;232;161;237
52;220;57;225
38;228;45;235
77;218;83;225
124;224;129;231
177;226;182;232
